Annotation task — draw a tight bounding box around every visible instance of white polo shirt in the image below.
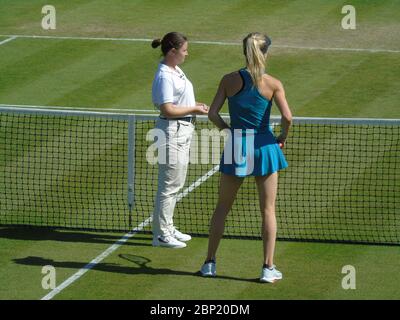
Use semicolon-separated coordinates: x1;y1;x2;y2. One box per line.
152;63;196;113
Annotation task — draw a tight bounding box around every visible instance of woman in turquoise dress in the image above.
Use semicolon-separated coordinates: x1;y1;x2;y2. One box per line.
200;32;293;283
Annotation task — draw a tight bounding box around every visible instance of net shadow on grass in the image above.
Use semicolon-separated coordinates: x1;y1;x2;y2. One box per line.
0;226;151;247
12;255;261;283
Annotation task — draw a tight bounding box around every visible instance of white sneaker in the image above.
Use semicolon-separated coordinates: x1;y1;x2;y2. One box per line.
152;235;187;249
172;229;192;242
200;261;216;277
260;265;282;283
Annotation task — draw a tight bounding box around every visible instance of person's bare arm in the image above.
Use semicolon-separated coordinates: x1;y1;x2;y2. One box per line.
273;79;292;144
208;76;230;130
160;103;208;118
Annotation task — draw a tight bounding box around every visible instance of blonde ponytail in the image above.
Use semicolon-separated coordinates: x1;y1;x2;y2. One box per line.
243;33;271;89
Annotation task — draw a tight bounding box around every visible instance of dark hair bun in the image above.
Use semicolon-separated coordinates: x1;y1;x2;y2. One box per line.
151;39;162;48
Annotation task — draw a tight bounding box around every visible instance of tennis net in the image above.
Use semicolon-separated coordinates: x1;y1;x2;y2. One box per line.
0;106;399;245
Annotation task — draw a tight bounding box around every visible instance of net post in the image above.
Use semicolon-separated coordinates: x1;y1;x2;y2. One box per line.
127;114;135;228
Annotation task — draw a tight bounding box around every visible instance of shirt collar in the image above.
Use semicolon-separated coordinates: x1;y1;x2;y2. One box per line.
159;62;184;76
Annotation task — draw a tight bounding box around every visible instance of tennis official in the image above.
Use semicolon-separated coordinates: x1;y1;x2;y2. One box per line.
151;32;208;249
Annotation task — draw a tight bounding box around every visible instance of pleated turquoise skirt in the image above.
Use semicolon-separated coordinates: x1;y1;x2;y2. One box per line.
219;129;288;177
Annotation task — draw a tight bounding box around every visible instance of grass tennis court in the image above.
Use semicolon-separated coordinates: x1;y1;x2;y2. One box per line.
0;0;399;300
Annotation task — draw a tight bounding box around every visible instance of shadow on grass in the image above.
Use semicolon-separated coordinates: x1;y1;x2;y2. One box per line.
13;254;260;284
0;226;152;247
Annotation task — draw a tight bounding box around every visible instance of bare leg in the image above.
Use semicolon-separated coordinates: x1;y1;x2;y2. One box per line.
255;173;278;267
206;173;244;261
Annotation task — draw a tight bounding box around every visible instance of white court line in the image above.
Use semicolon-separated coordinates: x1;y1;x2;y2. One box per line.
41;165;219;300
273;44;400;54
1;34;399;53
176;165;220;202
0;34;152;43
41;219;151;300
0;36;16;46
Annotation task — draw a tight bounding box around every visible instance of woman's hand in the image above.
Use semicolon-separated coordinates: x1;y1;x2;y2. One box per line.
195;103;209;115
276;134;287;149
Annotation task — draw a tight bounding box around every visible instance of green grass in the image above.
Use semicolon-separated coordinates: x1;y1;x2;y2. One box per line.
0;0;399;300
1;40;399;117
1;1;400;116
1;228;399;300
0;227;135;299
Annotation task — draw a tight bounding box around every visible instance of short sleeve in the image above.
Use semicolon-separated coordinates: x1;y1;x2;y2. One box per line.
152;76;174;107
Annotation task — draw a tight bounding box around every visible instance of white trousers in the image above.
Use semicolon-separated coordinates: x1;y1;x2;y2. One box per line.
152;118;194;237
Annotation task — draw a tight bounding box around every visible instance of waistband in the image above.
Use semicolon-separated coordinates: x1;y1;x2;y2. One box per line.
159;116;196;124
229;127;271;134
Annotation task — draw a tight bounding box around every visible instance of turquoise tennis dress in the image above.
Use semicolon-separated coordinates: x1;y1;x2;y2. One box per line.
219;68;288;177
